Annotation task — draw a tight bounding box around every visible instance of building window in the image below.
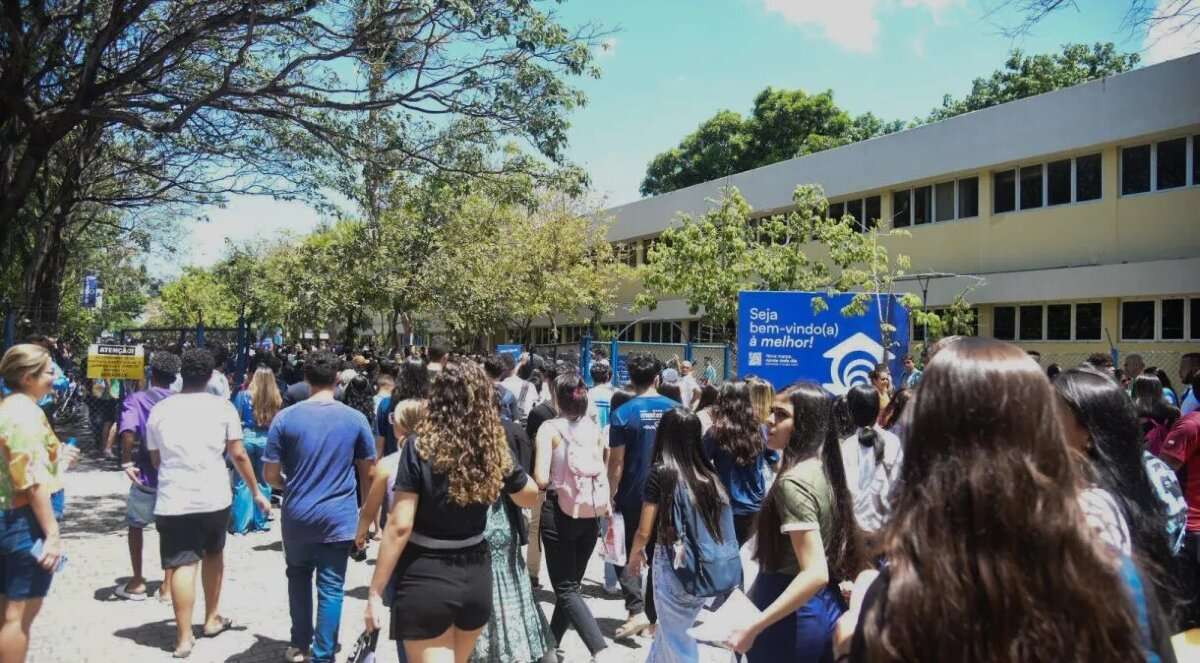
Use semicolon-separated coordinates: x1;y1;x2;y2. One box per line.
846;199;863;230
1076;153;1102;201
934;181;955;222
1194;136;1200;186
1162;298;1185;340
864;196;881;231
613;242;637;267
1019;305;1043;340
1046;304;1072;340
829;201;845;221
994;170;1016;213
1193;298;1200;340
640;321;681;344
1019;165;1043;210
913;185;931;225
993;306;1016;340
642;238;658;265
1121;300;1155;340
958;177;979;218
1121;144;1151;195
687;320;731;343
1075;303;1102;340
892;190;910;228
1047;159;1072;206
1157;137;1187;190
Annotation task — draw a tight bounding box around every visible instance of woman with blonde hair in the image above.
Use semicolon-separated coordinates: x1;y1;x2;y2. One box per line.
231;359;283;530
0;344;79;662
365;360;540;663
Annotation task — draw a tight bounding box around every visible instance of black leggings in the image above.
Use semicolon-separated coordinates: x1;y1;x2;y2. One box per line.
540;495;607;654
612;505;657;623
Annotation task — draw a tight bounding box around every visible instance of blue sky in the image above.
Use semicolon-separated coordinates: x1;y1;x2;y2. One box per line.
179;0;1198;269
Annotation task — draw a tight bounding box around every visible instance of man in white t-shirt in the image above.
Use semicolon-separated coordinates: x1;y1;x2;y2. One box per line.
147;348;268;659
678;360;701;410
500;353;540;423
587;361;615;430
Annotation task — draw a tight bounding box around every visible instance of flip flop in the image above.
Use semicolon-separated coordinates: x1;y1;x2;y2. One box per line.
113;585;147;601
172;641;194;659
201;616;235;638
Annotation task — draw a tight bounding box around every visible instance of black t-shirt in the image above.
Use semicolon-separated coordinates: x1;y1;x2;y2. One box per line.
642;464;670;505
525;401;557;441
501;420;532;545
392;435;529;543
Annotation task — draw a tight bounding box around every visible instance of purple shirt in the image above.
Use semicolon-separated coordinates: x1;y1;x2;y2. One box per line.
118;387;173;488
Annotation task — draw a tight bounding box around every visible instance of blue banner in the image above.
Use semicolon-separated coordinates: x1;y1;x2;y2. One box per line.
737;291;909;394
496;344;524;363
82;274;98;309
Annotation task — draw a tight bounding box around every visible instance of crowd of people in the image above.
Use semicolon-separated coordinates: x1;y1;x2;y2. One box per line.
0;333;1198;662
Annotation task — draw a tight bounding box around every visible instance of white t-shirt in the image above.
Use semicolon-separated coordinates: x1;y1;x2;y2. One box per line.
678;374;700;410
839;425;903;532
500;376;540;417
146;392;243;516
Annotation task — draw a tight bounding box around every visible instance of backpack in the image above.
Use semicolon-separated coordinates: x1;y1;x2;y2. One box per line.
668;483;742;598
553;420;611;519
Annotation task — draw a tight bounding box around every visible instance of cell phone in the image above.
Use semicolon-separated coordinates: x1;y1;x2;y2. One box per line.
29;539;66;572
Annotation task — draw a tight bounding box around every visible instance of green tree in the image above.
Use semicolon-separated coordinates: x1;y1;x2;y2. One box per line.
640;89;901;196
152;267;239;328
923;43;1139;122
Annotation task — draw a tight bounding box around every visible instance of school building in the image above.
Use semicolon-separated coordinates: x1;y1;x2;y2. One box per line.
552;52;1200;380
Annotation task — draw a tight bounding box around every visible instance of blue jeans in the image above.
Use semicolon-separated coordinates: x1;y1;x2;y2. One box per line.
0;507;53;599
284;540;351;663
747;572;843;663
647;547;707;663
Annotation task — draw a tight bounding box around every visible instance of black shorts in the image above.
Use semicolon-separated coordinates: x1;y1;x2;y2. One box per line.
156;508;230;569
390;542;492;641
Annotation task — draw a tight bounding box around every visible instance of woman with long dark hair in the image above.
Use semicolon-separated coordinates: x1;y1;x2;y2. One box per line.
727;383;863;661
1133;373;1181;456
703;381;778;544
1055;367;1186;609
694;384;719;434
364;361;540;663
627;407;738;662
839;384;902;536
845;338;1173;663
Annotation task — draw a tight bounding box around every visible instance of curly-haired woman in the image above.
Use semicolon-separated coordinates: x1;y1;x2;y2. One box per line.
703;381;779;545
365;360;540;663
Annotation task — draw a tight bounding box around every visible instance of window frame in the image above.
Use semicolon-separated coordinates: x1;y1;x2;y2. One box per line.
891;176;978;228
1116;297;1199;342
1120;135;1199;197
994;152;1104;215
994;302;1105;342
828;194;882;233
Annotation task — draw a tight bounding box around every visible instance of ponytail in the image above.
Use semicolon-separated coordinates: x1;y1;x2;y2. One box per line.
857;425;883;465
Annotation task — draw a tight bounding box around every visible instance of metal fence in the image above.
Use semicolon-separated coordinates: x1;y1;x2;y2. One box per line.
1037;348;1194;387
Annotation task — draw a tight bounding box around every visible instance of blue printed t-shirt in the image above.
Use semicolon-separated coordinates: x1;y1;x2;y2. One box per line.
265;399;376;543
610;394;677;514
376;396;397;456
702;430;778;516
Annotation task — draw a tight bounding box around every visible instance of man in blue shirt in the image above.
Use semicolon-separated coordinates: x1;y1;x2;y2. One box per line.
264;352;376;663
606;353;675;639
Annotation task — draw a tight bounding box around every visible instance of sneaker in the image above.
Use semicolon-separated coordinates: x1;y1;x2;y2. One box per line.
613;613;651;640
282;646;307;662
603;583;621;596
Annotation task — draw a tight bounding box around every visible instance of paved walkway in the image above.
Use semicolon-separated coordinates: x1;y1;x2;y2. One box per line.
30;458;733;662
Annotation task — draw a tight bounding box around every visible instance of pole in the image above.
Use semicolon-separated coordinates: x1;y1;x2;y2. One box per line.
723;343;732;382
2;305;14;352
581;335;593;388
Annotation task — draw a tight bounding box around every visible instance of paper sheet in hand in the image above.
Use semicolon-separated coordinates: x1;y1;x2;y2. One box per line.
686;589;762;650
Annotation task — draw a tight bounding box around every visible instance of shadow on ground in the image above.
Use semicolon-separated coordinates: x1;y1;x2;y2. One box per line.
93;578;164;602
226;634;293;662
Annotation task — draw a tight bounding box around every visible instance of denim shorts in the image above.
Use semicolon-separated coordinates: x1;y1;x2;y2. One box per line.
0;506;54;599
127;483;156;529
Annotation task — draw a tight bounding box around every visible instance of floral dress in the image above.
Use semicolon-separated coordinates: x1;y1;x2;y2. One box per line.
469;501;555;663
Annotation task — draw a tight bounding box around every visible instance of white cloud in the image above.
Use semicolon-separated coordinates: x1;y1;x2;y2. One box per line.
762;0;962;53
1143;0;1200;64
911;31;928;58
598;37;618;58
761;0;881;53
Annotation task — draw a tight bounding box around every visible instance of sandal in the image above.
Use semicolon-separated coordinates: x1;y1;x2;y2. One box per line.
201;616;235;638
172;640;194;659
113;584;147;601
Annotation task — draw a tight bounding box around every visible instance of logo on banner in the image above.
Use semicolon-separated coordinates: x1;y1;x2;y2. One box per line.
822;332;885;395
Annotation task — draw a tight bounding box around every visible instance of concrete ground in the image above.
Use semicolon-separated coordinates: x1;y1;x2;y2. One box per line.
30;458;735;662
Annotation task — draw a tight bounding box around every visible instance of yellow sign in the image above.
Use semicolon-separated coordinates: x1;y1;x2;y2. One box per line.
86;344;145;380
